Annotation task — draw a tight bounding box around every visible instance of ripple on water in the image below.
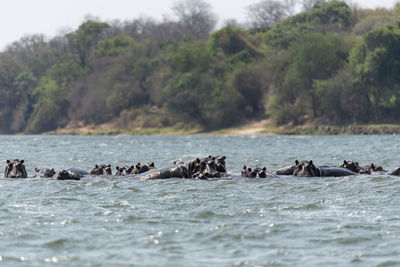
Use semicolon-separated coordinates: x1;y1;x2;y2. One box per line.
1;135;400;265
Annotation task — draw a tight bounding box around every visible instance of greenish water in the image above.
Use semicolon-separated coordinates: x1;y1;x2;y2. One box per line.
1;135;400;266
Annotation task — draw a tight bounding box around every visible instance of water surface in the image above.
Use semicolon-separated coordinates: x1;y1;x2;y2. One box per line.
0;135;399;266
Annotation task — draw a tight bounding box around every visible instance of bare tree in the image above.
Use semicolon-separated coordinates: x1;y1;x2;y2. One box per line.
172;0;217;40
302;0;327;11
246;0;292;28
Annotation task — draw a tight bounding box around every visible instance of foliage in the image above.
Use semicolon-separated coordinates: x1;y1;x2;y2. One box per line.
0;1;399;134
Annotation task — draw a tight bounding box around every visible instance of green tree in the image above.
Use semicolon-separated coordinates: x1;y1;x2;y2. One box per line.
350;23;400;120
67;20;110;68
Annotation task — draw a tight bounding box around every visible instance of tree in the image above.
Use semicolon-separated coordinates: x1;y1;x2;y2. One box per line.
67;20;109;68
172;0;217;40
246;0;291;28
350;23;400;119
302;0;327;11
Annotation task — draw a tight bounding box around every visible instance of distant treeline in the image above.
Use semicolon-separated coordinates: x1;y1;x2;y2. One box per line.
1;0;400;133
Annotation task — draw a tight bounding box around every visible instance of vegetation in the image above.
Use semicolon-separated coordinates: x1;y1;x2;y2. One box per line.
0;0;400;134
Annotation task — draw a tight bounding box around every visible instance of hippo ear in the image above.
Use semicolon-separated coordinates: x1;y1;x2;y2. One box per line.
95;164;98;168
196;158;200;163
137;163;141;166
116;166;120;170
150;162;154;167
243;165;246;169
35;168;38;172
21;160;24;163
295;160;299;165
173;161;176;165
6;160;10;164
222;156;226;160
108;165;111;167
208;155;212;159
51;168;54;172
263;167;267;171
309;160;313;165
343;160;347;164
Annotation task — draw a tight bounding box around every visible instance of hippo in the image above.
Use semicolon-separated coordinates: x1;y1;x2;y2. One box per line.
138;157;223;180
390;167;400;176
369;163;386;173
273;160;300;175
54;168;88;180
340;160;386;175
339;160;371;174
138;164;191;181
89;164;112;175
55;170;81;180
192;158;221;179
242;165;277;178
137;162;156;174
34;168;56;178
115;166;135;176
212;156;226;173
4;159;27;178
295;161;357;177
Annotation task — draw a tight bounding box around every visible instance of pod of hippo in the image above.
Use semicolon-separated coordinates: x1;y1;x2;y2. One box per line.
3;156;400;180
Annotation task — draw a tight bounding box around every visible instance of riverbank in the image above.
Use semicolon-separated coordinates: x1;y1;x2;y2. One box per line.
45;120;400;135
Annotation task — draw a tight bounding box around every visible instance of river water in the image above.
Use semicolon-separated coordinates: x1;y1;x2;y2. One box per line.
0;135;400;266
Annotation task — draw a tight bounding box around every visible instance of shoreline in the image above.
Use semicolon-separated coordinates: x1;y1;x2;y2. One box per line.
44;120;400;136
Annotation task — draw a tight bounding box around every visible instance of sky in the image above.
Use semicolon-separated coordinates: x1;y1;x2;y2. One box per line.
0;0;397;50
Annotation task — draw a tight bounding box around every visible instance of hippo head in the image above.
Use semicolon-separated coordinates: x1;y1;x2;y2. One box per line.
293;161;318;177
55;170;80;180
214;156;226;173
90;164;112;175
115;166;123;176
5;159;27;178
370;163;384;172
103;164;112;175
242;165;267;178
115;166;134;176
339;160;360;173
139;162;155;174
35;168;56;178
191;158;220;179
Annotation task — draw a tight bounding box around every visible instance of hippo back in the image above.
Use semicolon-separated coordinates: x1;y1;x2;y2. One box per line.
35;168;56;178
318;166;357;177
139;165;190;181
66;168;89;177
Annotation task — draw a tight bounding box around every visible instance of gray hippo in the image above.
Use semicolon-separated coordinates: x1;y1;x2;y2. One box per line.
136;162;156;174
89;164;112;175
295;161;357;177
212;156;227;173
390;167;400;176
55;170;81;180
273;160;300;175
139;157;219;180
55;168;88;180
192;158;221;179
34;168;56;178
339;160;371;174
115;165;135;176
242;165;277;178
138;164;191;181
5;159;27;178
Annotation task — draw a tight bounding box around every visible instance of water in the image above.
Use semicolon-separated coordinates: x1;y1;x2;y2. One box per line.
0;135;400;266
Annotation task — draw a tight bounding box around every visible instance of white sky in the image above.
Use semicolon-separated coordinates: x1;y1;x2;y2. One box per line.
0;0;397;50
